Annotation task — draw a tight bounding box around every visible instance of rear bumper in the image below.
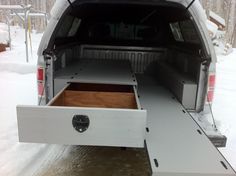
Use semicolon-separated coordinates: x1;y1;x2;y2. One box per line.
208;134;227;148
190;111;227;148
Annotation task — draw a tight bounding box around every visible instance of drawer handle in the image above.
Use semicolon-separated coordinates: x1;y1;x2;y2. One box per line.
72;115;90;133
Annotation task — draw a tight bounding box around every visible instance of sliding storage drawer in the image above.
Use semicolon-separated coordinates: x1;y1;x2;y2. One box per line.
17;83;146;148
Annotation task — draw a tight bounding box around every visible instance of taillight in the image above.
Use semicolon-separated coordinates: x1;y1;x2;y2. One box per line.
37;67;44;81
207;74;216;103
37;67;44;96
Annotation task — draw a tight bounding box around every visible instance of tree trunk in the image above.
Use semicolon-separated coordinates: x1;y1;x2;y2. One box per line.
232;24;236;47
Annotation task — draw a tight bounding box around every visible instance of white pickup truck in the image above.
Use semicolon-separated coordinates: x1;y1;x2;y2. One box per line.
17;0;236;176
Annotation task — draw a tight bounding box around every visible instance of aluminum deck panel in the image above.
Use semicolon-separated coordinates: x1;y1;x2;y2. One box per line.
54;59;137;95
137;75;235;176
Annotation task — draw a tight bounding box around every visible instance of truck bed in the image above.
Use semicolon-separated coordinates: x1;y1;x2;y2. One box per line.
18;59;235;175
137;75;235;176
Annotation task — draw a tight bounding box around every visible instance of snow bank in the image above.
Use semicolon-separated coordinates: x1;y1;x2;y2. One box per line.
0;62;36;74
0;30;9;45
0;26;43;73
0;23;9;45
0;72;47;176
214;49;236;169
0;23;8;31
206;20;218;38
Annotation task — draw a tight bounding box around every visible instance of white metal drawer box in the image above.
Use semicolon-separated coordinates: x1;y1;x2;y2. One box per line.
17;83;146;148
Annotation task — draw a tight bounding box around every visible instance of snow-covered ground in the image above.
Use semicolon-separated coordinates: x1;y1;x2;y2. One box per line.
0;23;9;45
214;52;236;168
0;26;236;175
0;26;42;73
0;27;45;176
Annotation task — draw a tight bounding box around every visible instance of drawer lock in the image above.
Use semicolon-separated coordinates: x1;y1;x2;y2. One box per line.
72;115;90;133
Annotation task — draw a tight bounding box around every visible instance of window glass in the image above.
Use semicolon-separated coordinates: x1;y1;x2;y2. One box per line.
88;22;158;41
116;23;135;40
179;20;200;44
68;18;81;37
56;15;74;37
169;22;184;42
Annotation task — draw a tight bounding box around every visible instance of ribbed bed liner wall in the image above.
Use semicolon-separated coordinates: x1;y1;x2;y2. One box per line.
78;45;167;73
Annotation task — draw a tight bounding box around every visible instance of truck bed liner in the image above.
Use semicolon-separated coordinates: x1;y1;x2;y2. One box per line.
137;75;235;176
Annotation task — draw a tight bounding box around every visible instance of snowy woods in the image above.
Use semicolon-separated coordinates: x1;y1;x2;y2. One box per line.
0;0;55;14
200;0;236;47
0;0;55;31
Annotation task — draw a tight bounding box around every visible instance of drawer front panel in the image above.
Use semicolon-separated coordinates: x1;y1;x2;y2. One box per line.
17;106;146;148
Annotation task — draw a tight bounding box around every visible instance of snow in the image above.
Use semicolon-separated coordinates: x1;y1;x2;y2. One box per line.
0;5;27;10
0;30;8;45
0;26;42;73
205;19;232;56
203;10;226;27
0;72;42;175
0;27;44;175
11;13;47;17
214;49;236;169
0;23;9;45
0;23;8;31
0;26;236;174
206;20;218;37
209;11;226;26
